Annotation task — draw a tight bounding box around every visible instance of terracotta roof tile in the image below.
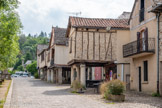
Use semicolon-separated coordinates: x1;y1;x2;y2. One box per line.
69;17;129;29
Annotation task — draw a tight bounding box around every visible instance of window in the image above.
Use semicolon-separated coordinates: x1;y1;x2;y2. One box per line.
137;28;148;52
41;52;44;61
51;49;54;59
48;52;50;62
139;0;145;22
143;61;148;81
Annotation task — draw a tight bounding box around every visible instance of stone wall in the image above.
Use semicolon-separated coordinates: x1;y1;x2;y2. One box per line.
159;14;162;60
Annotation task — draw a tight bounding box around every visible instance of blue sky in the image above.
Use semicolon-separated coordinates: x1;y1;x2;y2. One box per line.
17;0;134;35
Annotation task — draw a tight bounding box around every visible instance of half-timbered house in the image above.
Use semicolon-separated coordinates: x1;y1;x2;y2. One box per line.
66;16;130;87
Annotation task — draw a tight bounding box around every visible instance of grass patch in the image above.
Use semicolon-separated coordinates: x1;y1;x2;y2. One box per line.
71;91;80;95
0;80;12;108
71;91;77;93
152;92;161;97
106;102;115;104
0;100;5;108
5;81;12;97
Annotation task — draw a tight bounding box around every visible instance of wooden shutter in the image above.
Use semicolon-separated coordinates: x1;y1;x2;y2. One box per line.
144;28;148;51
137;32;141;52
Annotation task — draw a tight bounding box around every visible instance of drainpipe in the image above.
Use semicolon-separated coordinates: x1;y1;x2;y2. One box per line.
121;64;124;81
157;13;160;94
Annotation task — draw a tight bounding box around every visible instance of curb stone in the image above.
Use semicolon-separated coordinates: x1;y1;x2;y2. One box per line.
4;80;13;108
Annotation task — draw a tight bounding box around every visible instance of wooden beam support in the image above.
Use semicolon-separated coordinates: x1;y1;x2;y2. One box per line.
82;32;83;59
93;32;95;60
74;31;77;58
104;33;106;52
76;30;116;33
87;32;89;60
99;33;101;60
105;33;112;60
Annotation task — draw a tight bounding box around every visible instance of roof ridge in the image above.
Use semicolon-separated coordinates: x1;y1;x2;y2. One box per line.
69;16;127;20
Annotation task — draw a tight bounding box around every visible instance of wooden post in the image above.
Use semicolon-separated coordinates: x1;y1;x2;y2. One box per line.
93;32;95;60
99;33;101;60
104;33;106;52
75;30;77;58
82;32;83;59
105;33;112;60
87;32;89;60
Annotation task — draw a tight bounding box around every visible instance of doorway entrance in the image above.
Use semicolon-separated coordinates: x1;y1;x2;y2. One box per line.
139;67;142;92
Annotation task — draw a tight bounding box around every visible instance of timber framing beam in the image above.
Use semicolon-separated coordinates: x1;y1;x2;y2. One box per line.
67;59;110;66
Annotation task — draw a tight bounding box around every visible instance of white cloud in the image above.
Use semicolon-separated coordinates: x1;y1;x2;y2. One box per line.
17;0;134;35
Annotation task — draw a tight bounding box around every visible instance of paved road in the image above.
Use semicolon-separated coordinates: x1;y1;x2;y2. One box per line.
9;78;162;108
10;78;109;108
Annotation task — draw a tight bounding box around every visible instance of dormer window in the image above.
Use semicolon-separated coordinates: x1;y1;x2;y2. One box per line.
139;0;145;22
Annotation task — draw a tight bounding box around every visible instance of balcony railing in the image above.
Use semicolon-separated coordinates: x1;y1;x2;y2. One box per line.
139;8;145;22
123;38;155;57
50;58;54;66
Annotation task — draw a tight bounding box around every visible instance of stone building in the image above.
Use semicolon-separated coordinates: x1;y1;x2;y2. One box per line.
66;16;130;87
123;0;162;94
37;44;48;80
46;27;71;84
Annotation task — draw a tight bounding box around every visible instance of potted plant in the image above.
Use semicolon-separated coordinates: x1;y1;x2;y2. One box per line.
71;80;84;93
102;80;125;102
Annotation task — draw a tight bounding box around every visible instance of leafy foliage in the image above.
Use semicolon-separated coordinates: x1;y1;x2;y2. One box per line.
34;72;39;79
106;80;125;95
13;33;48;70
152;92;161;97
99;81;109;96
71;80;83;91
26;61;37;75
0;0;22;70
17;65;24;71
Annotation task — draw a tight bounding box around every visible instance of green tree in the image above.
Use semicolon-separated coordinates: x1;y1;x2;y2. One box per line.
0;0;22;70
39;31;44;37
13;57;22;70
25;53;32;63
26;61;37;75
17;65;24;71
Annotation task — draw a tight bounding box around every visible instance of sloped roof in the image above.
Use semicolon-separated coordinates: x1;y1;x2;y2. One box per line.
53;27;68;45
37;44;48;55
69;16;129;29
66;16;129;37
118;12;131;19
25;60;32;65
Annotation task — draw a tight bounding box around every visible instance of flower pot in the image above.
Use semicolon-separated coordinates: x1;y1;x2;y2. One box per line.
110;94;125;102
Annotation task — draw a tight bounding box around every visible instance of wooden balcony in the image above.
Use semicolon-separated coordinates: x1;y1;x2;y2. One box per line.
123;38;155;58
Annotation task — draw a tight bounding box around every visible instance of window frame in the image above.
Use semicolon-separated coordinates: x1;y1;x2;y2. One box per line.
143;60;148;81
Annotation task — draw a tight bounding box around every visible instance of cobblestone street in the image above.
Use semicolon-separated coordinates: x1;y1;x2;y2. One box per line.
8;78;162;108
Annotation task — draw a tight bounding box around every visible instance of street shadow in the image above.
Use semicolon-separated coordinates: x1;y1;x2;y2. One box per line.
29;79;70;87
123;91;162;108
42;88;75;96
102;91;162;108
